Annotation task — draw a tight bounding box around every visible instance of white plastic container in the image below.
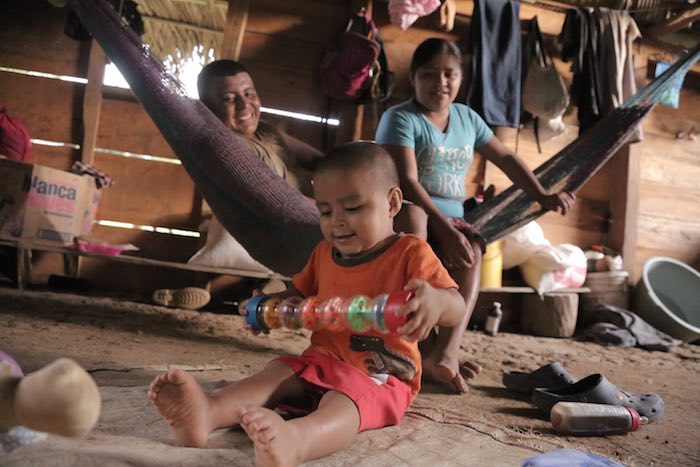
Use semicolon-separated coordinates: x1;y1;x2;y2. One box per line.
581;271;629;313
484;302;502;336
550;402;642;436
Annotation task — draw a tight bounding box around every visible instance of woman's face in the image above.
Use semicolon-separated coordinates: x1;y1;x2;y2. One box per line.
411;52;462;112
201;72;261;138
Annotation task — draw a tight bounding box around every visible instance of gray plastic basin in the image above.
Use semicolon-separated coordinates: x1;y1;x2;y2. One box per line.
633;257;700;343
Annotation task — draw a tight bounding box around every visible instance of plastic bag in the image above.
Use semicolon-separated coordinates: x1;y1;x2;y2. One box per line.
521;244;587;295
502;221;551;269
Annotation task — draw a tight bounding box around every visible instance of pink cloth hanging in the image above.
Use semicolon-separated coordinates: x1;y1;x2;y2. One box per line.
388;0;442;30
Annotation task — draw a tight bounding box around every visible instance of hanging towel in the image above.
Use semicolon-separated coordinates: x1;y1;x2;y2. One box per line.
466;0;521;128
388;0;441;30
560;7;642;139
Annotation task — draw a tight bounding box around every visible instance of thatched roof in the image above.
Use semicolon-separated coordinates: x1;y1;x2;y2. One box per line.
137;0;227;63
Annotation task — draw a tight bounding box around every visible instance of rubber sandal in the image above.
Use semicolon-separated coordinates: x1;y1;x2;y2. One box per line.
531;374;664;422
152;287;211;310
502;362;576;394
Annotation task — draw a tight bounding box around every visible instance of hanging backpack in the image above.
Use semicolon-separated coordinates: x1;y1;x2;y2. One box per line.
522;17;569;121
356;33;394;105
521;17;569;153
320;10;381;102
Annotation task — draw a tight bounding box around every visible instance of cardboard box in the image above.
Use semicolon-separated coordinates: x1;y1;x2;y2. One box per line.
0;159;100;246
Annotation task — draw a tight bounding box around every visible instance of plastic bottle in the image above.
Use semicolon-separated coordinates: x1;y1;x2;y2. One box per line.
244;291;413;333
550;402;644;436
484;301;502;336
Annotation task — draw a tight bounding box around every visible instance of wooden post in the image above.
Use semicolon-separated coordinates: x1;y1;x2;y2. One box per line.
82;39;106;166
221;0;251;60
72;39;105;279
608;143;640;283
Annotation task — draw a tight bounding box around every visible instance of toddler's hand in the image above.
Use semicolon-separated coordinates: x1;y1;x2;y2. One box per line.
396;279;442;342
239;289;269;335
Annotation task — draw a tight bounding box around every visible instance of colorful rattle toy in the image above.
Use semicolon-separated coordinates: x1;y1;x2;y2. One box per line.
244;291;413;333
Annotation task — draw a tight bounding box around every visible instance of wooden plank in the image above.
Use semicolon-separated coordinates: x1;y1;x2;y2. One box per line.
97;98;178;158
608;144;640;282
246;0;349;44
82;40;106;166
222;0;251;60
239;32;328;77
480;286;589;294
87;224;200;263
0;72;82;149
0;2;86;77
1;239;288;291
90;154;198;227
647;7;700;39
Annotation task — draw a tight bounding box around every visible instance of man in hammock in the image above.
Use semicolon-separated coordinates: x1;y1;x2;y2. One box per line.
153;60;324;310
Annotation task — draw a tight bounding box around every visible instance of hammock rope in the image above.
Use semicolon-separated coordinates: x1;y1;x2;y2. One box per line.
67;0;699;273
465;44;699;243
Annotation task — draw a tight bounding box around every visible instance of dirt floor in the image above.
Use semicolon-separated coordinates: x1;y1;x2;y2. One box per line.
1;286;699;466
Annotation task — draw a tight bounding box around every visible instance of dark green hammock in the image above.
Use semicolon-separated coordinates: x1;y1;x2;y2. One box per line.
67;0;700;276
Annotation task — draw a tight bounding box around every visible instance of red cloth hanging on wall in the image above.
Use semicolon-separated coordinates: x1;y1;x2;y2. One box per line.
0;104;32;163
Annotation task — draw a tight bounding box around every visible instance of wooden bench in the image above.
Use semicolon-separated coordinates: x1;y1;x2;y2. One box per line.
0;239;290;291
474;285;591;335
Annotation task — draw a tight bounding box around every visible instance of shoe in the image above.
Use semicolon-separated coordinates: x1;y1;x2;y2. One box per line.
152;287;211;310
531;374;664;422
502;362;576;394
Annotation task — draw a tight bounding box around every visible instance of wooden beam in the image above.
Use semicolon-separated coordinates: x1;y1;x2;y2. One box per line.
77;39;107;280
647;7;700;39
221;0;251;60
82;39;106;166
607;143;640;283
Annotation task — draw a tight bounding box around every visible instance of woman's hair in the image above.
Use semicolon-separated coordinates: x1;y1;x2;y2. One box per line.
409;38;462;77
197;59;249;99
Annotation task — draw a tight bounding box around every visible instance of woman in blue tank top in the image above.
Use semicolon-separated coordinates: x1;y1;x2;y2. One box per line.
376;38;575;394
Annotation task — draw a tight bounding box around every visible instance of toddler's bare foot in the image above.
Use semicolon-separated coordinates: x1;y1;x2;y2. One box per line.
240;406;302;467
148;369;212;447
423;355;481;394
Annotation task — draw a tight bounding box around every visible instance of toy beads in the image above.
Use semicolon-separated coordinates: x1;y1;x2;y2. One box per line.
244;291;412;333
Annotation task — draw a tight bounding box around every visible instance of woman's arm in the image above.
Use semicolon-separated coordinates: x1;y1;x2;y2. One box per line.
383;144;476;268
478;137;575;214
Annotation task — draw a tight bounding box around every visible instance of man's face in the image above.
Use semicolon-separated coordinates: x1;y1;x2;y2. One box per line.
200;72;261;138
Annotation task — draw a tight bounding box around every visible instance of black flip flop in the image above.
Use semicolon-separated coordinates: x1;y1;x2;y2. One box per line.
531;374;664;422
502;362;576;394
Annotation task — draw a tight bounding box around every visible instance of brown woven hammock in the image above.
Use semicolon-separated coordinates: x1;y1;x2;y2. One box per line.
67;0;700;276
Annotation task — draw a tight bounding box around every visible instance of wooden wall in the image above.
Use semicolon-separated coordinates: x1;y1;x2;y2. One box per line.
363;1;700;281
0;0;697;293
0;1;200;292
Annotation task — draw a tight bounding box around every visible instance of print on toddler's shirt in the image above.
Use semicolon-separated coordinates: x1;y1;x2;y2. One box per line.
350;335;417;381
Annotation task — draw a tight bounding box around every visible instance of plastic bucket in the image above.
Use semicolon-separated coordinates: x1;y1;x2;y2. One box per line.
580;271;629;313
481;240;503;288
632;257;700;343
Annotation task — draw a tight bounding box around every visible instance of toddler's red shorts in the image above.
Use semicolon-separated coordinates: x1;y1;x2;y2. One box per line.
276;351;413;432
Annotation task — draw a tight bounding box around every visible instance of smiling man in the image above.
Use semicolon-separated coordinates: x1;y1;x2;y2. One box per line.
152;60;324;311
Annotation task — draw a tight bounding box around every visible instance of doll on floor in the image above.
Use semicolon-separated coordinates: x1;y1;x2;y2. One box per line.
0;351;101;444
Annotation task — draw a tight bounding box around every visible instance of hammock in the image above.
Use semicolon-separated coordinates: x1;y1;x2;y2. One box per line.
67;0;700;276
